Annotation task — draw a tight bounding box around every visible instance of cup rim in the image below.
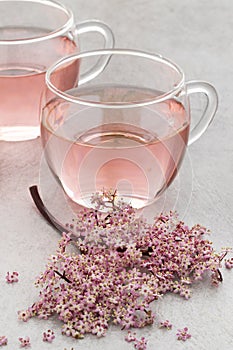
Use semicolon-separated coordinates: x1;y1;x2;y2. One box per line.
45;48;185;108
0;0;73;45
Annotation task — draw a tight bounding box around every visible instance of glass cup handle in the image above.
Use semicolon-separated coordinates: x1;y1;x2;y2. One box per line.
186;80;218;145
74;20;115;85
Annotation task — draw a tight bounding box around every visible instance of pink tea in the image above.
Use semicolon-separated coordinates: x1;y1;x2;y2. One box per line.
41;86;190;209
0;28;78;141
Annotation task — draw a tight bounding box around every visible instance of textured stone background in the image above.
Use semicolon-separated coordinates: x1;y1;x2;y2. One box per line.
1;0;233;349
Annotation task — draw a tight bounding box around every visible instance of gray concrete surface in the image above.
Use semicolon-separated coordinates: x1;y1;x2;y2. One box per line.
1;0;233;349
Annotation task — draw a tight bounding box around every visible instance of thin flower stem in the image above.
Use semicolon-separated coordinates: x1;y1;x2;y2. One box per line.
219;251;228;261
54;270;72;283
29;185;69;234
217;269;223;282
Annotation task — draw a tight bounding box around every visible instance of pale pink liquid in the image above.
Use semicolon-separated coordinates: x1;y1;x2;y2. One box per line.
41;86;190;209
0;28;78;141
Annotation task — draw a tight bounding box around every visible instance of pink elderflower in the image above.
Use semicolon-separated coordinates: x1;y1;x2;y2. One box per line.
18;310;31;322
180;286;192;300
159;319;173;330
43;329;55;343
134;336;148;350
125;330;137;342
6;271;19;283
19;336;31;347
176;327;191;341
225;257;233;269
0;336;8;346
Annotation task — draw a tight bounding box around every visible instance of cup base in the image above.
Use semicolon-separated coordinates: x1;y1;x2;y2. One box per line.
0;126;40;141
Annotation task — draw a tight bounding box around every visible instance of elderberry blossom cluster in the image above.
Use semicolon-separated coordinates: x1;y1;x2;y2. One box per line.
17;191;229;346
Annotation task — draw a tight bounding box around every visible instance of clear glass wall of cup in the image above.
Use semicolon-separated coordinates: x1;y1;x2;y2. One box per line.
0;0;114;141
41;49;218;210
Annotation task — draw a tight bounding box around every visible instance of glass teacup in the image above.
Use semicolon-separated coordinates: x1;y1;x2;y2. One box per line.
0;0;114;141
41;49;218;210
